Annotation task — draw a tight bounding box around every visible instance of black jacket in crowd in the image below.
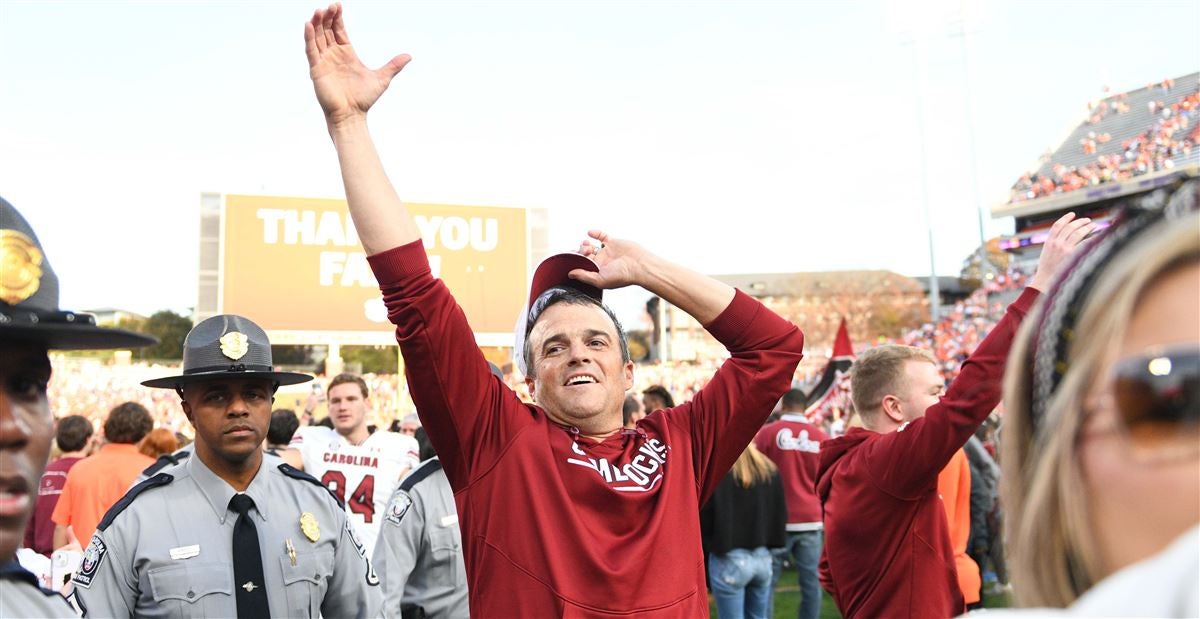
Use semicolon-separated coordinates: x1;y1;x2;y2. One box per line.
701;469;789;555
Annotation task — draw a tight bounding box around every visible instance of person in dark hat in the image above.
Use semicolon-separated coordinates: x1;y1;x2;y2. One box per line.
72;314;382;618
304;6;805;616
0;196;156;618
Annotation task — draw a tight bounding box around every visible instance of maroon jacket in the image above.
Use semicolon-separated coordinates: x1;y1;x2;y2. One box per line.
817;288;1038;619
369;241;804;618
755;415;827;528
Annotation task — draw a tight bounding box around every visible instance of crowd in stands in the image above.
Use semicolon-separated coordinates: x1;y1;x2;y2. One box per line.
1011;78;1198;203
46;361;409;440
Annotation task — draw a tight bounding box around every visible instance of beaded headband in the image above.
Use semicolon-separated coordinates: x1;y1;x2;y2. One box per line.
1028;178;1199;431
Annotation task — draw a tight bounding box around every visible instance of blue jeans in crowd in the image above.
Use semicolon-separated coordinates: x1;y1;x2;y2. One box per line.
769;530;824;619
709;547;774;619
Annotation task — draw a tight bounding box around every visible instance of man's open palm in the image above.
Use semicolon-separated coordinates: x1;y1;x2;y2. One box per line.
305;3;410;125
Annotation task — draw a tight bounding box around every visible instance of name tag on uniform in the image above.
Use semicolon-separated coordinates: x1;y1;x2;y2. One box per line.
439;515;458;528
169;545;200;560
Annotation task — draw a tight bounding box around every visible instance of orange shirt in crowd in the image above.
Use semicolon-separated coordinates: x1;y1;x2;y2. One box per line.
51;443;154;545
938;448;981;604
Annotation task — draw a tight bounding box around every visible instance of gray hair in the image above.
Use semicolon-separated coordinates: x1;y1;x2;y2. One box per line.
521;286;630;374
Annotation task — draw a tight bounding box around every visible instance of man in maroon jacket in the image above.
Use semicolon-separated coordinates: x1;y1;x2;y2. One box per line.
816;213;1094;618
304;5;805;617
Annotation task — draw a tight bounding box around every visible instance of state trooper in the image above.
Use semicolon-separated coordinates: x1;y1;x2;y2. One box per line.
373;427;468;619
0;196;156;618
373;363;499;618
72;314;383;618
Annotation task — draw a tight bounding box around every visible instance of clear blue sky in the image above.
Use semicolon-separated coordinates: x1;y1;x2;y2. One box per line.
1;0;1196;324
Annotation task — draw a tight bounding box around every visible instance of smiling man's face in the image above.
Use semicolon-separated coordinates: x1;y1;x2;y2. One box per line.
182;378;273;465
525;302;633;432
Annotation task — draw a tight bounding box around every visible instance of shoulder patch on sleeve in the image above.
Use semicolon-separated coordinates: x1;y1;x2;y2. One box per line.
139;449;191;477
385;491;413;526
97;473;173;532
398;458;442;492
278;462;344;509
72;535;108;589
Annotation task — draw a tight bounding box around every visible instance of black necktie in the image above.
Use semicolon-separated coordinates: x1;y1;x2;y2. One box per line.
229;494;270;618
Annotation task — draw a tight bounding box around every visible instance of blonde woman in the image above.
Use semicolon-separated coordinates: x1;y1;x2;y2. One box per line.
701;444;788;619
998;181;1199;616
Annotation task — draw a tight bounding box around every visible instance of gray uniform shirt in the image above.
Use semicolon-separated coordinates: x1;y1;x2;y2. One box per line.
73;452;382;618
372;458;468;619
132;443;195;486
0;562;75;618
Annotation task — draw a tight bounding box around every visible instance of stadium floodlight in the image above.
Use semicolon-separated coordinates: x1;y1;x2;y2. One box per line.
900;35;941;323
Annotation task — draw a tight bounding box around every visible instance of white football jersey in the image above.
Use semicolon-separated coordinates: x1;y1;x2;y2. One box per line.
289;425;419;556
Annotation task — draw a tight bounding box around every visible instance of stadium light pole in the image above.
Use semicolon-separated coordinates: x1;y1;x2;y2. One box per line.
904;35;942;323
951;2;993;281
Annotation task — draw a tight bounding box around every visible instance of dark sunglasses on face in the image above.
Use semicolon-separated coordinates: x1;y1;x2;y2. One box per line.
1112;345;1200;430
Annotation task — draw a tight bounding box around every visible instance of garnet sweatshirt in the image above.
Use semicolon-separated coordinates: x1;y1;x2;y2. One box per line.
817;288;1038;618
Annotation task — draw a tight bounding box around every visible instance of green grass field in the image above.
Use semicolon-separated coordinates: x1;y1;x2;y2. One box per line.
708;568;1012;618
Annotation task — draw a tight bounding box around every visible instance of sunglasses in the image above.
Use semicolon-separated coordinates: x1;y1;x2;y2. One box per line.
1108;346;1200;458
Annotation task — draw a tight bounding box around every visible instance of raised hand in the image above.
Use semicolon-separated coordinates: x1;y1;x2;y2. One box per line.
305;3;411;126
570;230;651;291
571;229;734;325
1029;212;1097;292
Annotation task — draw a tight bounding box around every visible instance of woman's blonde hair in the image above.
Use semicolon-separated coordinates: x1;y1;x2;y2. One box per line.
1001;199;1199;607
730;443;778;488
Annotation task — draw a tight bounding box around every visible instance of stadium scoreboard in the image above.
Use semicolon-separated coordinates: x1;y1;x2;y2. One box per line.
197;193;547;349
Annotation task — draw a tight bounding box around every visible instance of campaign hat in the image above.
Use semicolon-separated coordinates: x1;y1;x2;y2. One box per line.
0;196;157;350
141;314;312;389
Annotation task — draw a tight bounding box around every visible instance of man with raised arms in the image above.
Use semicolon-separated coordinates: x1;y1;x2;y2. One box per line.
817;213;1094;618
304;4;805;616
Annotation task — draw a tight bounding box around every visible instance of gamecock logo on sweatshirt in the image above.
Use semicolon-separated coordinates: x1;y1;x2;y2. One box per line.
566;438;670;492
775;428;820;453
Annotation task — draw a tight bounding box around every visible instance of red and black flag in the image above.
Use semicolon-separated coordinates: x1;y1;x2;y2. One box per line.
804;318;855;423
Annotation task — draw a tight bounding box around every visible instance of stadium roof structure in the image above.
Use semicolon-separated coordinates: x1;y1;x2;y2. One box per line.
713;270;924;299
993;72;1199;221
913;275;972;297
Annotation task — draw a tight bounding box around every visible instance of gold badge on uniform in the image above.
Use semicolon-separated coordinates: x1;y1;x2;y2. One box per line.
219;331;249;360
300;512;320;542
0;229;43;305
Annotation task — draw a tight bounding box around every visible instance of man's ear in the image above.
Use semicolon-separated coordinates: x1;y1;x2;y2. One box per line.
181;400;195;425
880;395;905;424
623;361;635;391
525;375;537;402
